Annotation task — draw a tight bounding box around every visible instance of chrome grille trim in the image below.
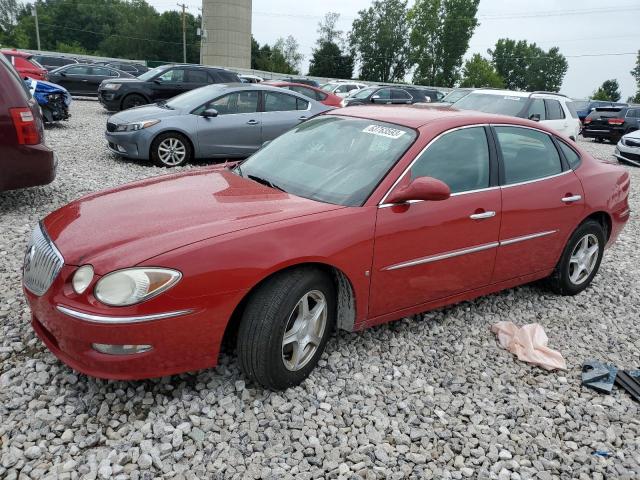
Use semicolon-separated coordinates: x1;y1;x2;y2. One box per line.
22;223;64;296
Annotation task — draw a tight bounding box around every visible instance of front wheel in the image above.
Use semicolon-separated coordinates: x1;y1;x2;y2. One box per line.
237;268;335;390
150;132;192;167
548;220;605;295
121;94;147;110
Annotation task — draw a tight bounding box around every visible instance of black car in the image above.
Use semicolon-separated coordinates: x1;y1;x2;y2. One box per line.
48;64;135;96
582;106;640;142
576;100;628;123
343;85;436;106
31;54;78;72
104;61;149;76
97;64;241;111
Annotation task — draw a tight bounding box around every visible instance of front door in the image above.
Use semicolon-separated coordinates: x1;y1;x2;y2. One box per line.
196;90;262;157
151;68;187;100
491;125;585;283
370;126;501;317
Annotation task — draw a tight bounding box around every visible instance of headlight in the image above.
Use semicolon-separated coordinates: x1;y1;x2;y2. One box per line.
72;265;94;294
114;119;160;132
102;83;121;91
94;268;181;306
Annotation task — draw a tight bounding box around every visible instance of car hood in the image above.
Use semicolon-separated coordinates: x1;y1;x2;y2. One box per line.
108;104;184;123
623;129;640;141
43;167;343;274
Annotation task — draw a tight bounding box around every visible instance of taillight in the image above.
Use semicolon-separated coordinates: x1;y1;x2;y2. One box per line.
608;118;624;125
9;107;40;145
583;118;591;124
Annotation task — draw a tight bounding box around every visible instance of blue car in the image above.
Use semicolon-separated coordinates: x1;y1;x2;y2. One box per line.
24;77;72;123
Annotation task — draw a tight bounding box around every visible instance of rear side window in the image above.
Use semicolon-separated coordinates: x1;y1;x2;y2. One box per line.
186;69;208;83
625;109;638;118
557;141;581;169
544;99;565;120
410;127;490;193
566;101;579;119
495;126;562;185
391;89;412;100
527;99;546;121
264;91;298;112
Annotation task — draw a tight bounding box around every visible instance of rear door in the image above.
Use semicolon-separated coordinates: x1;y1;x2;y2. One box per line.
541;98;570;136
491;125;585;283
87;66;117;94
261;91;311;141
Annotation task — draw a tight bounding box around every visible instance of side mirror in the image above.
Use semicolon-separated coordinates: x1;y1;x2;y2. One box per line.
60;72;67;77
202;108;218;118
528;113;541;122
371;95;381;103
386;177;451;204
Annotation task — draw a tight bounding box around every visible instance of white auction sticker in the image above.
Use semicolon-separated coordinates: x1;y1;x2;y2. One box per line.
503;96;521;101
362;124;406;139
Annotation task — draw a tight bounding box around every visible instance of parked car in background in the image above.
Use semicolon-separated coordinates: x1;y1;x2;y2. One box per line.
239;74;264;83
48;64;135;96
283;77;320;87
411;86;445;102
441;88;472;104
103;62;149;76
453;89;581;140
0;52;56;192
342;85;434;107
98;64;240;111
576;100;628;123
263;80;343;107
24;77;72;123
25;105;629;389
615;129;640;167
1;49;48;80
31;54;79;72
105;83;331;167
321;81;368;98
582;106;640;143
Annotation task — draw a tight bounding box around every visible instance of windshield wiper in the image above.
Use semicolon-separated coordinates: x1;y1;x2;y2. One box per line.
248;174;287;193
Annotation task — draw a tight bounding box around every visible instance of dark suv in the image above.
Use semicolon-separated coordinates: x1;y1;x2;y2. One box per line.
576;100;628;123
343;85;440;106
98;64;241;111
0;53;56;192
582;106;640;142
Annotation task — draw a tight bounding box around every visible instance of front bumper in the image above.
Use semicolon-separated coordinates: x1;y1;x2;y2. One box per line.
98;91;123;111
614;144;640;167
25;264;243;380
105;129;152;160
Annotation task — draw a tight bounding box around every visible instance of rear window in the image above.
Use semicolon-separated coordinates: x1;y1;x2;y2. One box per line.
590;107;624;118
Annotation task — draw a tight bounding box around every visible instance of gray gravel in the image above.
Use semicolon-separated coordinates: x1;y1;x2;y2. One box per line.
1;100;639;479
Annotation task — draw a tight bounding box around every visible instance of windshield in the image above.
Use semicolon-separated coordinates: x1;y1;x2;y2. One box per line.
352;87;377;99
137;66;168;81
442;90;470;103
237;116;416;207
165;85;224;110
454;92;526;116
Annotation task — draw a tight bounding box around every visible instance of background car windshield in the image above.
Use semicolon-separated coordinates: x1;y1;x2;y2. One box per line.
137;66;166;81
166;85;225;110
238;116;416;207
352;87;377;99
454;93;525;116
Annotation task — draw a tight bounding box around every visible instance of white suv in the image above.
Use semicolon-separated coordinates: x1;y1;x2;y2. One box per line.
320;81;368;98
453;89;581;140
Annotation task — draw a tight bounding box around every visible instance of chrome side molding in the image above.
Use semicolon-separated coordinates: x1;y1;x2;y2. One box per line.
56;305;194;324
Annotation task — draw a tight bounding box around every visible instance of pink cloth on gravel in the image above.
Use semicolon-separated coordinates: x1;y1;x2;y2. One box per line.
491;321;567;371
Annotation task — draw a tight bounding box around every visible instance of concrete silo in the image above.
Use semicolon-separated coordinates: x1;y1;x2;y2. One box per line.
201;0;252;69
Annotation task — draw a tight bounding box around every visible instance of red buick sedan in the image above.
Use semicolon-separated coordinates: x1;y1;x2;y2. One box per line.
262;80;344;107
23;106;630;390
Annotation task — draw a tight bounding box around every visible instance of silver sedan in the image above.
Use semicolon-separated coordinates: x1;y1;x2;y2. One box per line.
105;83;332;167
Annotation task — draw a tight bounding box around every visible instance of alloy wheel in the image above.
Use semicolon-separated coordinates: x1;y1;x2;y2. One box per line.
568;233;599;285
282;290;327;371
157;138;186;166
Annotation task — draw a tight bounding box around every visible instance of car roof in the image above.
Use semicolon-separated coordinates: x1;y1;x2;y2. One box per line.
327;104;556;130
1;49;31;58
199;82;319;96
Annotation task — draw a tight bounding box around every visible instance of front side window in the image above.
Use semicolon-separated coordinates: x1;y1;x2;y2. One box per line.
557;140;581;169
335;84;349;93
495;126;562;185
410;127;490;194
375;88;392;100
90;67;114;76
264;91;298;112
65;65;91;75
205;91;259;115
527;99;546;121
157;68;185;83
238;116;416;206
454;93;526;116
545;99;565;120
352;87;377;99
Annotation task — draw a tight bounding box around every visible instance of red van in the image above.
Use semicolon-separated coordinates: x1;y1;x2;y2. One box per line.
0;51;56;191
1;49;48;81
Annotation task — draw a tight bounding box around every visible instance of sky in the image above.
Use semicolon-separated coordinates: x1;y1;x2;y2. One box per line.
151;0;640;100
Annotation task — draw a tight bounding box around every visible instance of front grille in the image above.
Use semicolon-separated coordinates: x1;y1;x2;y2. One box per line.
23;223;64;296
106;122;117;132
620;151;640;162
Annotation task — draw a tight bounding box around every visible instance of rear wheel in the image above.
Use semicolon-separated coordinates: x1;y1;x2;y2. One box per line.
548;220;605;295
121;94;147;110
237;267;335;390
150;132;192;167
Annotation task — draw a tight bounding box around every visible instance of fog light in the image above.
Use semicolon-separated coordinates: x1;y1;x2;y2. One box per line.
92;344;152;355
117;144;126;153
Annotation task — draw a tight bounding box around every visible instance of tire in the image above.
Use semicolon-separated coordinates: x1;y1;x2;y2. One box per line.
237;267;335;390
121;94;147;110
150;132;192;167
548;220;605;296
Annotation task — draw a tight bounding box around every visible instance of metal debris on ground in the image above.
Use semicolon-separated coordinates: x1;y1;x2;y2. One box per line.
582;361;640;402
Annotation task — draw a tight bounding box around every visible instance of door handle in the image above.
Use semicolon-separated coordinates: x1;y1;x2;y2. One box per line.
470;211;496;220
246;120;259;125
562;195;582;203
298;116;308;121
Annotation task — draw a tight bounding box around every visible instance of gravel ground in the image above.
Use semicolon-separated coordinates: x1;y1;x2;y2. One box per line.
1;100;639;480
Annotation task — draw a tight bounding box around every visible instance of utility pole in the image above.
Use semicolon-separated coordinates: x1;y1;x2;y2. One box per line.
33;1;41;51
177;3;187;63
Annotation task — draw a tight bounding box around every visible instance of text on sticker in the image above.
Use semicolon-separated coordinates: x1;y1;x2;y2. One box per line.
363;125;406;139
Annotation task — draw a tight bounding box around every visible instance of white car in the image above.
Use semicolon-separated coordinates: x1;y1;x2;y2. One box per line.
453;89;581;140
615;129;640;166
320;81;368;98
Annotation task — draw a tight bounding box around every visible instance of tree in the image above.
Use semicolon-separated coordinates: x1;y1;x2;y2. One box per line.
592;79;621;102
272;36;302;74
630;51;640;103
408;0;479;87
460;54;504;88
489;39;568;92
350;0;410;82
308;12;354;78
